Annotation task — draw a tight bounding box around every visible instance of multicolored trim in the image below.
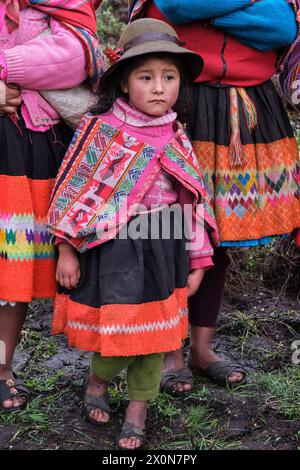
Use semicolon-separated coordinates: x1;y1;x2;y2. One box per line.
0;212;55;261
193;137;300;242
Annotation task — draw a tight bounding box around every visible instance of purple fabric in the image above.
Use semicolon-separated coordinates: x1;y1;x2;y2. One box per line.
278;0;300;110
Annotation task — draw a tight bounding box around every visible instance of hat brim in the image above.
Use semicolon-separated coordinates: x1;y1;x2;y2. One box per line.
100;41;204;88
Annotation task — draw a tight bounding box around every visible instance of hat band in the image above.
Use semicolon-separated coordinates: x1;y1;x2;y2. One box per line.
123;32;185;52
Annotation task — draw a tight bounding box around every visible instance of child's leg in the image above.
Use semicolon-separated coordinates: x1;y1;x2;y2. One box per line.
0;303;28;409
118;353;164;450
86;354;135;424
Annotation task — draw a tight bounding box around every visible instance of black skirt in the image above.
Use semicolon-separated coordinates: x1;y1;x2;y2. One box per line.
53;207;190;357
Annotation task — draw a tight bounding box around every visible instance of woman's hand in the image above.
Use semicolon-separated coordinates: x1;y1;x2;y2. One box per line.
0;83;22;114
187;268;205;298
56;243;81;289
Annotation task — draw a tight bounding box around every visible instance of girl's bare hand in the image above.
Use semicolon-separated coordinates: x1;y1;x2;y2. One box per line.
0;83;22;114
187;268;205;298
56;244;80;289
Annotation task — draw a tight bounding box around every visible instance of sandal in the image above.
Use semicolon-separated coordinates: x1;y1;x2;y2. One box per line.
117;421;146;450
190;359;247;388
0;374;30;412
160;367;194;396
81;377;111;426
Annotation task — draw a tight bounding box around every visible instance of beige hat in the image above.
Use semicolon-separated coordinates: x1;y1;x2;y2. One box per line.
101;18;204;87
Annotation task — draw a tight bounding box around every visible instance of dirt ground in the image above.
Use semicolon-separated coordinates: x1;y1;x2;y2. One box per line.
0;283;299;451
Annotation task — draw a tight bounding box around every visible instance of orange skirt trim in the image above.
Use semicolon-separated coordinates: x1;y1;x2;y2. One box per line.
52;287;188;357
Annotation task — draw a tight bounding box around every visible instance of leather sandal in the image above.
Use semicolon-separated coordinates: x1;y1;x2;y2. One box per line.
0;374;30;412
190;358;247;388
160;367;194;396
81;376;111;426
117;421;146;450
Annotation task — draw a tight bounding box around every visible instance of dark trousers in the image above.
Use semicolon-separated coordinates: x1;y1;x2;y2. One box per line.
188;248;230;328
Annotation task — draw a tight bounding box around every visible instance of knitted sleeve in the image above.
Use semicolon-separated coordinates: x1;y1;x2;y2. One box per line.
154;0;256;24
213;0;297;51
176;183;214;271
3;18;87;90
0;51;7;81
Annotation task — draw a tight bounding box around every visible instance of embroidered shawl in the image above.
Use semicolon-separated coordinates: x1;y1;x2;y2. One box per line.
47;113;219;252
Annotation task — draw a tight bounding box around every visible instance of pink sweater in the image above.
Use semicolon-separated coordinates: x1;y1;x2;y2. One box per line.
0;5;87;130
57;99;214;270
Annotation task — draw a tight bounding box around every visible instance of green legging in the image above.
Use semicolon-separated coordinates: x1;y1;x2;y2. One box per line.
91;352;164;401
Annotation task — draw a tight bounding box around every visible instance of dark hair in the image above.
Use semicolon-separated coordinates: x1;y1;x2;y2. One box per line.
92;52;189;123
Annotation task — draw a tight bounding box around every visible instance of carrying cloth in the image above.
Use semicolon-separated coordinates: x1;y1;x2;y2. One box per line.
278;0;300;111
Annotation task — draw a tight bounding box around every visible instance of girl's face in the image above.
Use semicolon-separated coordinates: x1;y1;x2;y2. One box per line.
120;57;181;116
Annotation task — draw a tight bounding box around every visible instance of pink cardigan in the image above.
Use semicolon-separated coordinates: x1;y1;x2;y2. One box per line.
0;5;87;130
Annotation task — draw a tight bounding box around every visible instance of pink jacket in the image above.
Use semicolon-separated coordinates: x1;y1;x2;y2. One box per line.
0;5;87;130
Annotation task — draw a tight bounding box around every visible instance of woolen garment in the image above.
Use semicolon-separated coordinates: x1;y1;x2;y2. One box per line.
142;1;277;86
53;208;191;357
0;114;73;302
154;0;297;51
186;81;300;246
0;5;87;130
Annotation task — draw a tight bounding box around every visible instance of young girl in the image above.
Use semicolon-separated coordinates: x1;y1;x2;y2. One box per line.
0;0;105;411
47;18;219;450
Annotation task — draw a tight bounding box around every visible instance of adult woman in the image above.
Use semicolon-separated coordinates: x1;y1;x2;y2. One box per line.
0;0;105;410
128;0;300;391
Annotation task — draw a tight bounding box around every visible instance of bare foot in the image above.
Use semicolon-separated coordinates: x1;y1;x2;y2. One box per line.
163;349;193;393
118;400;147;450
83;373;110;424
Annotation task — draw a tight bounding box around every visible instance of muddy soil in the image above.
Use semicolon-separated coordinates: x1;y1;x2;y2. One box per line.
0;286;299;451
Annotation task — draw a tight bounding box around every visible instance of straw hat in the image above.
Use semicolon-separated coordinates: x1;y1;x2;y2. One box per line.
101;18;204;86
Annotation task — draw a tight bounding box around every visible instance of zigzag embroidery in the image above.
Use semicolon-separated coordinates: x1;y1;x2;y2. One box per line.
67;307;188;336
0;213;55;260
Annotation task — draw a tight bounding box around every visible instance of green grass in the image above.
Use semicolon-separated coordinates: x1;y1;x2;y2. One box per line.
219;309;298;357
185;404;218;436
97;0;126;46
24;370;64;393
152;393;182;421
18;330;57;360
0;396;50;429
253;366;300;420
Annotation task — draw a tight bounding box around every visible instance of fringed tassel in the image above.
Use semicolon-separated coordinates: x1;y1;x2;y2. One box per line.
8;111;23;136
229;87;246;167
237;87;258;132
229;87;258;167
